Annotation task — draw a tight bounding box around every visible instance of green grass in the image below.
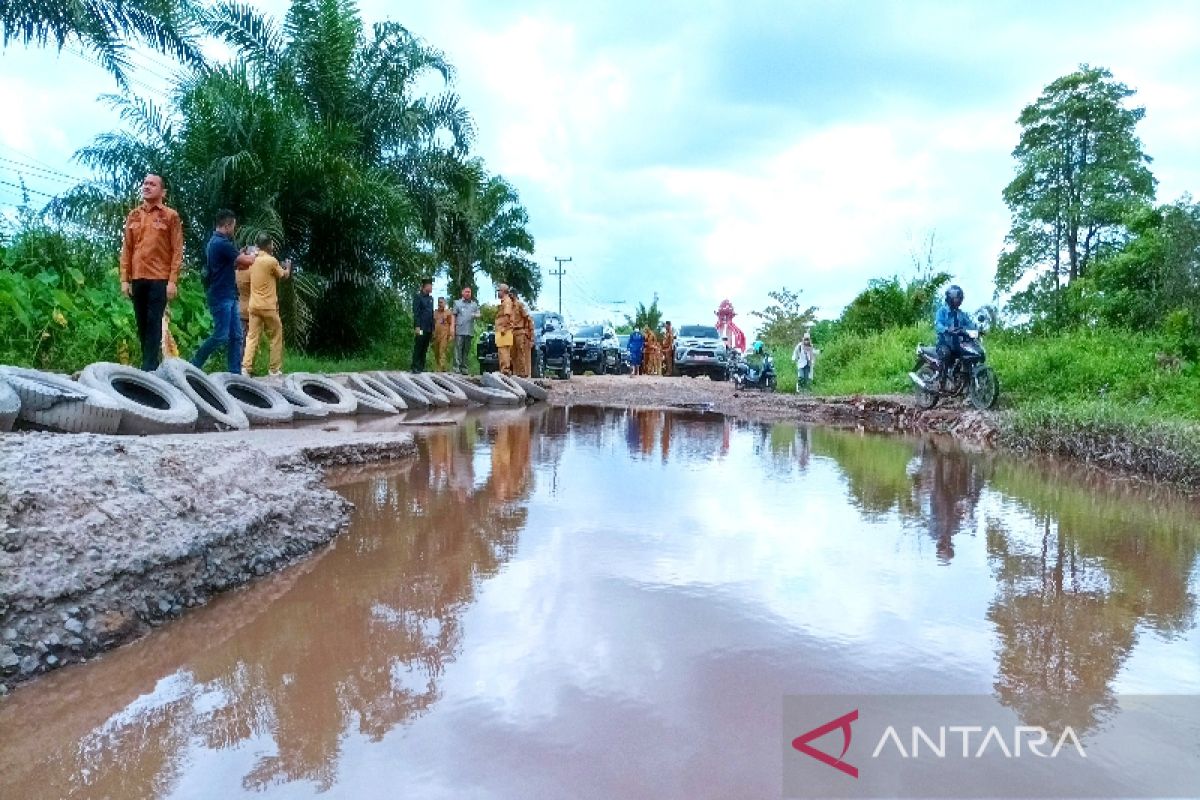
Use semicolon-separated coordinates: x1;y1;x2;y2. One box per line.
769;325;1200;422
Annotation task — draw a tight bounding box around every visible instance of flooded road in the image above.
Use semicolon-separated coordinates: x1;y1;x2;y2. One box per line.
1;406;1198;799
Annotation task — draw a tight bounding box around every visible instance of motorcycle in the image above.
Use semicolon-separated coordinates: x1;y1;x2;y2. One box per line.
908;313;999;410
732;352;777;391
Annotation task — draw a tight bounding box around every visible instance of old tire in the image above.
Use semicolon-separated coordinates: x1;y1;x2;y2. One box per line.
211;373;295;425
276;385;330;419
440;374;493;404
508;375;548;401
0;376;18;431
377;372;432;409
409;373;451;407
426;373;470;406
156;358;249;431
1;367;123;434
79;362;197;434
350;389;399;416
0;365;86;411
284;373;358;415
347;373;408;410
482;371;528;400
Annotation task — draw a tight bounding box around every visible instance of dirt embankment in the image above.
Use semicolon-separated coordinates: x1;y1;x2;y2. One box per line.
0;427;419;693
550;376;1200;489
547;375;1001;445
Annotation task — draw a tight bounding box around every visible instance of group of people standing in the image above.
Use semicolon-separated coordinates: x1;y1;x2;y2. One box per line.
411;281;481;374
119;173;291;376
626;321;675;376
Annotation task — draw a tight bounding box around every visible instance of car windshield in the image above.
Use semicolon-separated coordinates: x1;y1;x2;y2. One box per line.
532;313;546;329
680;325;720;338
618;335;629;347
574;326;604;338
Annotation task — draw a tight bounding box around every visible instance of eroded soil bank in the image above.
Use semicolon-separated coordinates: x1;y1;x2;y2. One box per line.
548;375;1200;489
549;375;999;441
0;427;418;692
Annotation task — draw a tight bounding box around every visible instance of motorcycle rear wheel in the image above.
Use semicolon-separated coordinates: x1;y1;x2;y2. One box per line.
968;366;999;410
913;363;939;410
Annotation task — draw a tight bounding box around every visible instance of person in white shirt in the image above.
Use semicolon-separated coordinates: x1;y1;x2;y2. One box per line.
792;332;817;392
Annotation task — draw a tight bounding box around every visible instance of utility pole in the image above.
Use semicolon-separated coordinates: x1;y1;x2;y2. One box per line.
551;256;572;316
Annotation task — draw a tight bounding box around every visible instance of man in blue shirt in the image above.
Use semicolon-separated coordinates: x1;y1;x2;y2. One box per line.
192;210;255;372
933;284;977;385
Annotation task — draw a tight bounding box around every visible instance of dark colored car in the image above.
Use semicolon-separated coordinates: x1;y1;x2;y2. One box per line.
673;324;730;380
570;324;621;374
614;334;632;374
477;311;573;378
533;312;572;379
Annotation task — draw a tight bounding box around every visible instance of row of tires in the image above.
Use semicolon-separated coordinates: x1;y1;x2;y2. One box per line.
0;360;548;436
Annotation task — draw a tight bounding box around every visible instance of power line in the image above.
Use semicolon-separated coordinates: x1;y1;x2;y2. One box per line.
0;157;88;184
0;179;57;198
550;256;571;316
0;142;70;173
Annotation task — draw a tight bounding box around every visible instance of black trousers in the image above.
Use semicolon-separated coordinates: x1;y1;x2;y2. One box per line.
131;279;168;371
411;329;433;372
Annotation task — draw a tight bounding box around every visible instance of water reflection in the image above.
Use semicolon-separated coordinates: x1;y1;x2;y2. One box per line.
0;412;1197;799
984;463;1199;730
809;427;1200;729
0;411;545;798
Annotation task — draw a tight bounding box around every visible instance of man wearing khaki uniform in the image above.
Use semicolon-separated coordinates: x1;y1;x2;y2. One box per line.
512;291;534;378
494;284;516;375
241;234;292;376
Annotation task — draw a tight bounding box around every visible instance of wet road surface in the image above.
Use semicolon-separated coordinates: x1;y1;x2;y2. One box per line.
1;406;1198;799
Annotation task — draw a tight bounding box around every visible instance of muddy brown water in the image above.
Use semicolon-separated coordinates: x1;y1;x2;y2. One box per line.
2;406;1198;799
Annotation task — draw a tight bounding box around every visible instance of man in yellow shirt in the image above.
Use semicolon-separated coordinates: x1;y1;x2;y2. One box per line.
511;291;534;377
241;234;292;376
494;284;515;375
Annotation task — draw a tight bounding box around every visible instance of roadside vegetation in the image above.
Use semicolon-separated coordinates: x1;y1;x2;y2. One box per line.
1;0;533;369
752;66;1199;449
2;9;1198;459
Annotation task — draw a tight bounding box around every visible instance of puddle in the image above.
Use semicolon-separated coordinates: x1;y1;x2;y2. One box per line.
1;407;1197;798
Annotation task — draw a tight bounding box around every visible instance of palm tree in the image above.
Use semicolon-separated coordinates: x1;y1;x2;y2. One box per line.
60;0;489;352
420;156;539;300
0;0;204;87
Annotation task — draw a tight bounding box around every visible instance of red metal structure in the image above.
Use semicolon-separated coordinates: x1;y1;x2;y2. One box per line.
715;299;746;352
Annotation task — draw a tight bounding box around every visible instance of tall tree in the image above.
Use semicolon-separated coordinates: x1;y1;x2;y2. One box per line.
0;0;203;87
751;287;817;347
997;65;1156;317
417;156;538;300
60;0;483;352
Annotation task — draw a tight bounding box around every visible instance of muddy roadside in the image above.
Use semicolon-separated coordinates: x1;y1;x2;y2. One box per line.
548;375;1200;489
0;426;421;693
548;375;1000;444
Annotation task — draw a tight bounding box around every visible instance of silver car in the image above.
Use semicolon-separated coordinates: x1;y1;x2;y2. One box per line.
673;324;729;380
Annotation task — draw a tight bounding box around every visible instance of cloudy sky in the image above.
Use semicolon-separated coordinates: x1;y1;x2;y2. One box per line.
2;1;1199;333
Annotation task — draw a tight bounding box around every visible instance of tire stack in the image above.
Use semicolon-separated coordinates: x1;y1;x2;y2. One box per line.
0;364;549;436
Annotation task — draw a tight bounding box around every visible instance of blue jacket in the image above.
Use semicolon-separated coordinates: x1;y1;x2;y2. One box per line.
934;304;976;336
204;231;240;300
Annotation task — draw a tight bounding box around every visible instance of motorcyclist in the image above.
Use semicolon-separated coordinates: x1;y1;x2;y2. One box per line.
743;340;770;382
933;285;977;386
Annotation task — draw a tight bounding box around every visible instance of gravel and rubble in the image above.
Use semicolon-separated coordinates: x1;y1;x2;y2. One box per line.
0;427;418;692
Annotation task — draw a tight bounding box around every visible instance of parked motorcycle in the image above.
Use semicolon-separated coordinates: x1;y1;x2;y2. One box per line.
732;352;777;391
908;313;999;410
